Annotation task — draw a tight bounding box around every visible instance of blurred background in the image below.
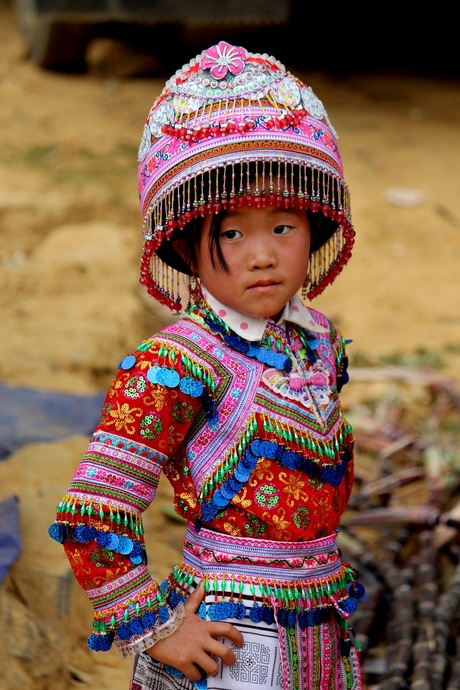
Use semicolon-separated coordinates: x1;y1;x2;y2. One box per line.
0;2;459;689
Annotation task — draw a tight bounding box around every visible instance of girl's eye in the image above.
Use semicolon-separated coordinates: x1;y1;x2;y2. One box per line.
274;225;291;235
221;229;242;240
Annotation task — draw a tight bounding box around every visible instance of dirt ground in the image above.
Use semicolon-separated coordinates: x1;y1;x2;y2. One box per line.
0;2;459;689
1;10;460;387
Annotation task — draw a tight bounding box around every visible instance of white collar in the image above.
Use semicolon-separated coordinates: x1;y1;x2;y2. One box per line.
201;286;328;341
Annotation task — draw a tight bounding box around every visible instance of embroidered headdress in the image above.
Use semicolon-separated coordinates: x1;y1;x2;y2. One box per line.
138;41;355;312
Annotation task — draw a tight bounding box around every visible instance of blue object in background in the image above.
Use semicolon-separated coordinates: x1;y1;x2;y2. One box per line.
0;495;21;585
0;384;105;460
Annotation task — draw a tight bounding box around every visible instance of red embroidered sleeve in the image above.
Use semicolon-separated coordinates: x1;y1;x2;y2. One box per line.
49;334;211;655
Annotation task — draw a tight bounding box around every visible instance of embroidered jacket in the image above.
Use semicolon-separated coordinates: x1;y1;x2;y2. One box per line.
49;295;354;656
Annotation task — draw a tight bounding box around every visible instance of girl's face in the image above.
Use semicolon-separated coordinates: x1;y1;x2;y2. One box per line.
196;205;311;321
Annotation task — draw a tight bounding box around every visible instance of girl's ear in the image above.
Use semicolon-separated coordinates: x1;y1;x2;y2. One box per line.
172;236;194;273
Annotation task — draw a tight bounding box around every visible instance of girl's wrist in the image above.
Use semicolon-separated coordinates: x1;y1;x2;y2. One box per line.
116;603;185;658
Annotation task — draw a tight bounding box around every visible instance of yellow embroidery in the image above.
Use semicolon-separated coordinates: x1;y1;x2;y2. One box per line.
270;507;289;530
164;465;181;482
157;438;168;451
106;402;143;434
223;518;243;536
248;458;274;486
144;389;168;410
167;425;186;452
231;486;252;509
278;471;308;507
179;491;197;509
262;507;290;539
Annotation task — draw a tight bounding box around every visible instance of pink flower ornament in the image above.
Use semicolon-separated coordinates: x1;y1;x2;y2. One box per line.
200;41;247;80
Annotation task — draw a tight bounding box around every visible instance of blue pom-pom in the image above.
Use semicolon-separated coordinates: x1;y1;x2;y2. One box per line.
96;531;111;547
117;535;134;555
262;606;275;625
87;634;98;651
129;541;146;565
97;633;114;651
311;610;321;625
207;604;220;621
48;522;65;543
169;590;186;609
197;602;206;620
287;610;296;628
116;623;132;640
283;357;293;373
340;597;358;614
225;334;249;353
277;608;288;627
240;450;258;470
141;611;157;628
158;606;170;623
321;464;345;487
235;602;246;620
233;464;252;482
212;490;228;508
279;449;301;470
250;439;261;455
249;604;263;623
201;502;217;522
298;611;308;629
105;533;119;550
226;602;238;618
220;481;237;499
252;440;276;459
130;541;143;559
227;476;243;492
349;582;365;599
313;609;324;624
75;525;98;542
208;602;230;621
130;618;144;635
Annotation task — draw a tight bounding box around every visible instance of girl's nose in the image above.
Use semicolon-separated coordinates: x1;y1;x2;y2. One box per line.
248;238;276;270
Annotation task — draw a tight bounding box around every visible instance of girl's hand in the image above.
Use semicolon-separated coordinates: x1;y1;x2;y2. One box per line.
146;582;244;682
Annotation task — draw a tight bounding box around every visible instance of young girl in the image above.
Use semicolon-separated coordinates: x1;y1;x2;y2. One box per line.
49;41;363;690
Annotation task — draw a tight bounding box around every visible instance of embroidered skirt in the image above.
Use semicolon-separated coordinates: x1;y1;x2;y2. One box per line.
130;525;363;690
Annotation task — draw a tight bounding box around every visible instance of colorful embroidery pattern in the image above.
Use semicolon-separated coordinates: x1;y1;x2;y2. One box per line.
48;300;359;685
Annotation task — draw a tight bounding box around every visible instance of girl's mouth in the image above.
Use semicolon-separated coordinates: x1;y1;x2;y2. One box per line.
248;280;279;290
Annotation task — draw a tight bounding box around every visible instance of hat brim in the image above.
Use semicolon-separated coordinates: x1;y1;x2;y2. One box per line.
155;206;338;275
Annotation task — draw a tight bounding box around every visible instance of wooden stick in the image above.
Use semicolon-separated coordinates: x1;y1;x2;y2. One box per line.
446;635;460;690
411;531;438;689
348;467;426;508
433;562;460;688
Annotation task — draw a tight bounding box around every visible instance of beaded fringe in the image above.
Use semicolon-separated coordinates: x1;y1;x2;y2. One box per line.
139;160;354;312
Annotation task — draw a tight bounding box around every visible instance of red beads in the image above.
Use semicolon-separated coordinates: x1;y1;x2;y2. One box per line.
159;109;307;144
